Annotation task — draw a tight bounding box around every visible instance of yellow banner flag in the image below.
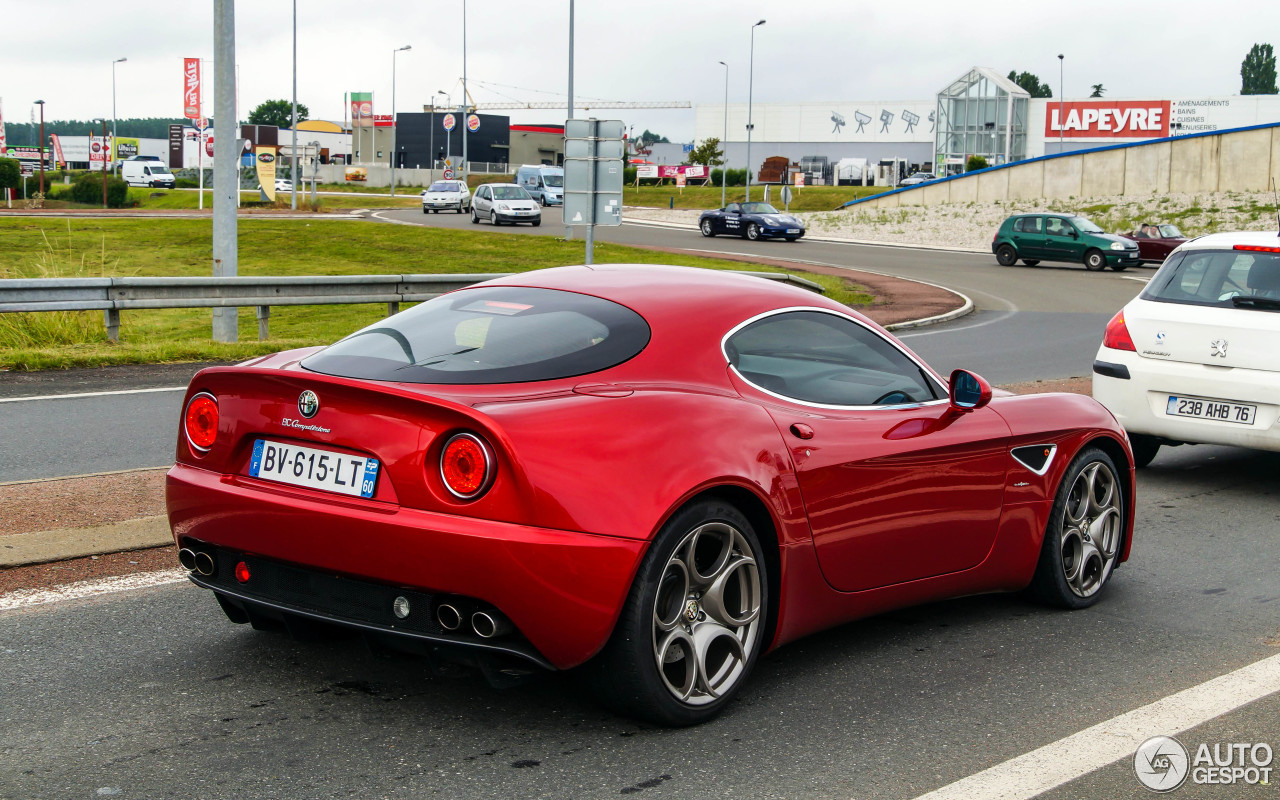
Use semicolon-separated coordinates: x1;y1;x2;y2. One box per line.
255;146;277;201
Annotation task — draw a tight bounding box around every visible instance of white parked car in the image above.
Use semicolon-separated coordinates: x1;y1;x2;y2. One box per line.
274;179;293;192
421;180;471;214
899;171;938;186
1093;231;1280;466
470;183;541;226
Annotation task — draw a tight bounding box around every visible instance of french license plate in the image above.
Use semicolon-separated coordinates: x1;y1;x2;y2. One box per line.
1166;396;1257;425
249;439;380;498
787;228;801;234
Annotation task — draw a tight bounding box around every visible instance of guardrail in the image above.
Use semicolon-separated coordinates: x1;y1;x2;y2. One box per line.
0;271;824;342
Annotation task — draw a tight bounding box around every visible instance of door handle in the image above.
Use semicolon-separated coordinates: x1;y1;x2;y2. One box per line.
789;423;815;440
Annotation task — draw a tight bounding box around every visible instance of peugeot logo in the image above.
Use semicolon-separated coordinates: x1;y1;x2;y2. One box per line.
1210;339;1228;358
298;390;320;418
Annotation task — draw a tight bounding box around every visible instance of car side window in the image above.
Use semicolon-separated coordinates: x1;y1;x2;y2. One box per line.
725;203;741;214
1046;218;1073;237
1013;217;1042;234
725;310;941;407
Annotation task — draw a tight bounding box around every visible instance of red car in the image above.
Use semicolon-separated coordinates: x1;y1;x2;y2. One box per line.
167;265;1136;725
1119;223;1188;263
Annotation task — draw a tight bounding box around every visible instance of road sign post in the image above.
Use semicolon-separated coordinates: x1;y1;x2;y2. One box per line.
563;118;624;265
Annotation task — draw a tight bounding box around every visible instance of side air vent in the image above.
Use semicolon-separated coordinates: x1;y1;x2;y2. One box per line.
1012;444;1057;476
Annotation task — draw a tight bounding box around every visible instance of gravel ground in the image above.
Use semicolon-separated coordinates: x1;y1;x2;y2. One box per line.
629;189;1280;251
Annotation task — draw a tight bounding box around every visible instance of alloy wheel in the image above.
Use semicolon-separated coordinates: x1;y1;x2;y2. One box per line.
651;521;762;706
1058;461;1122;598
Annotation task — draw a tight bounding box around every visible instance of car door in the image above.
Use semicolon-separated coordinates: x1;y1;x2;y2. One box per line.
1045;217;1081;261
473;186;491;215
724;309;1011;593
720;203;743;235
1010;216;1047;258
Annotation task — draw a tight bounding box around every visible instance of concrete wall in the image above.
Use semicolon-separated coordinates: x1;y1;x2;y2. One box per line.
847;124;1280;211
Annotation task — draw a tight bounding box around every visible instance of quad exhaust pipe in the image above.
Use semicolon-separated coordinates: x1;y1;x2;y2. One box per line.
178;548;215;577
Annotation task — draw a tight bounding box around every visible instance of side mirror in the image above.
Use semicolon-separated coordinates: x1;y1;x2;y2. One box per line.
949;369;991;412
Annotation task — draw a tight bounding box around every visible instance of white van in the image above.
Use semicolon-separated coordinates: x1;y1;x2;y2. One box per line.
514;164;563;206
122;157;176;189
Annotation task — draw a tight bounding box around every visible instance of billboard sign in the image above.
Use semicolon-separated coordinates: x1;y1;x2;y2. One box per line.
1045;100;1171;139
89;136;110;165
183;58;201;120
114;137;139;161
256;147;277;200
350;92;373;127
169;124;183;168
466;114;481;132
442;114;456;131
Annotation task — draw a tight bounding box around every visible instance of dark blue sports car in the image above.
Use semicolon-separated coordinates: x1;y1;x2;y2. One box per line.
698;202;805;242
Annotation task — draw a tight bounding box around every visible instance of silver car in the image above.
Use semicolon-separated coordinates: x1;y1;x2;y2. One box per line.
470;183;542;226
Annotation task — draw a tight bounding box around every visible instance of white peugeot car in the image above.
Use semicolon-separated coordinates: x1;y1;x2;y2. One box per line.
421;180;471;214
1093;231;1280;466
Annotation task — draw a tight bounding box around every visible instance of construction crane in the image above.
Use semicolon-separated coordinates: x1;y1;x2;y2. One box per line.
425;100;691;112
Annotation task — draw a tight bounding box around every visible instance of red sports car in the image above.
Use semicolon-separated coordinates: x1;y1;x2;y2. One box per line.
167;265;1136;726
1119;223;1188;263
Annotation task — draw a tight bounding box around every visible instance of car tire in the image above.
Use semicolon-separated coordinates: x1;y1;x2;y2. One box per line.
995;244;1018;266
532;219;541;227
1084;249;1107;271
1025;447;1124;610
457;202;464;214
471;209;480;224
700;219;715;238
1022;259;1040;266
588;497;768;726
491;210;500;226
423;207;429;215
746;223;761;241
1128;434;1161;468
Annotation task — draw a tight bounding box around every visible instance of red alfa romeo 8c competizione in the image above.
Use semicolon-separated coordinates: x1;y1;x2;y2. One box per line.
167;264;1135;725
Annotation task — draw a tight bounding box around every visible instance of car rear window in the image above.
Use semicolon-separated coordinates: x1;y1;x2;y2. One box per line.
301;286;651;384
1142;249;1280;310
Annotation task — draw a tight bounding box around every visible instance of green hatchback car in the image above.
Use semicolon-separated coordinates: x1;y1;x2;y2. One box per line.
992;213;1141;271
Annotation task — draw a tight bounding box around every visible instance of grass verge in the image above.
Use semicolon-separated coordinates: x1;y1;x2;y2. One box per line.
0;218;873;371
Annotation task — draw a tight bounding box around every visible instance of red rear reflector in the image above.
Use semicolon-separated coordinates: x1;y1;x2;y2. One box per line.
1102;310;1136;352
440;433;494;500
1234;244;1280;253
184;393;219;452
235;561;251;583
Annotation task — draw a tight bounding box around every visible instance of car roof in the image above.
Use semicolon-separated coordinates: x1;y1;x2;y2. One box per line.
480;182;522;188
1179;230;1280;250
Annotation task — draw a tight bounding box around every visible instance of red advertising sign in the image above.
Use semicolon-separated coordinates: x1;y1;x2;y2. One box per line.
183;58;201;120
1045;100;1171;138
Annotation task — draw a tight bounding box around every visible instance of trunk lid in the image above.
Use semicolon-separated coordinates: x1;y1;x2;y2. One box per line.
1125;296;1280;372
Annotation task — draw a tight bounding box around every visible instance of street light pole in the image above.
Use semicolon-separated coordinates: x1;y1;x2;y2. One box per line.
719;60;728;208
461;0;469;185
100;119;108;208
112;58;126;175
1057;53;1065;153
34;100;45;195
745;19;765;203
390;44;411;197
290;0;297;209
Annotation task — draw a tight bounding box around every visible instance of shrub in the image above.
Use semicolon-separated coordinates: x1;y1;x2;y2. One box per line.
69;172;131;208
623;166;637;184
709;168;749;187
965;155;990;172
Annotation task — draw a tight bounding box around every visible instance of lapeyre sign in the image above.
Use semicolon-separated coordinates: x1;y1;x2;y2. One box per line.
1045;100;1171;138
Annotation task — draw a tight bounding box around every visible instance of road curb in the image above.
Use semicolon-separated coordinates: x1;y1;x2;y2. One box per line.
0;515;171;567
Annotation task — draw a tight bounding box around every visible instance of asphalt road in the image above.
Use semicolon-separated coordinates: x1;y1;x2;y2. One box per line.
2;442;1277;799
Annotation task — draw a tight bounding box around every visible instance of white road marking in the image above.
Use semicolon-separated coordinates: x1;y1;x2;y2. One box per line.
907;651;1280;800
0;569;188;611
1123;275;1151;283
0;386;185;404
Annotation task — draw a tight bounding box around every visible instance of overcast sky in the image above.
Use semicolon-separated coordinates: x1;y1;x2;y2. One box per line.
1;0;1275;141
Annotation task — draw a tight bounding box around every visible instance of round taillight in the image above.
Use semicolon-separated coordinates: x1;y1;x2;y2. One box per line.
440;432;494;500
184;392;219;452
